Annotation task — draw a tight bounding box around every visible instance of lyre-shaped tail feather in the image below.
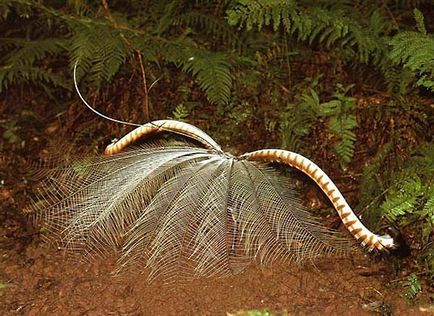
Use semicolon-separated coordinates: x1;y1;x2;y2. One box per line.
240;149;395;252
30;141;349;281
104;120;222;155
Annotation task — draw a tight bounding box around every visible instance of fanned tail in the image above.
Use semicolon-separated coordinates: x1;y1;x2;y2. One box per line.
29;141;350;282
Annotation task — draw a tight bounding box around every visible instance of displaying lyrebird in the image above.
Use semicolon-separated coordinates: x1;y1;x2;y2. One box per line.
30;118;394;282
28;64;395;282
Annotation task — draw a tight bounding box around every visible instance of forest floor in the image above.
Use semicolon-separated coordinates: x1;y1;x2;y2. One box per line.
0;206;428;316
0;98;432;316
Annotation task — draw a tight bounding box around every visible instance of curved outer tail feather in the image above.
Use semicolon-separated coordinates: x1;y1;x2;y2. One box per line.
240;149;395;252
104;120;222;155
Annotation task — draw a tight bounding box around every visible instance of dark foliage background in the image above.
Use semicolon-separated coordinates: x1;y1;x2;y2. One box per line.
1;0;433;298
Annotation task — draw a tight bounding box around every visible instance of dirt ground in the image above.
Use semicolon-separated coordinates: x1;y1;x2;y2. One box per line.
0;211;425;316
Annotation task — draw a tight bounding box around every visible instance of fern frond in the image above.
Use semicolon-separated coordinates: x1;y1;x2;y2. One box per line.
0;38;67;92
421;187;434;226
175;11;242;50
411;143;434;225
227;2;387;64
381;174;423;222
227;1;296;33
0;0;33;21
0;65;70;93
359;142;393;210
319;85;357;166
279;89;320;151
405;273;422;301
389;10;434;91
1;38;66;66
69;22;130;87
328;115;357;164
411;142;434;173
413;8;427;34
170;104;190;122
166;45;233;105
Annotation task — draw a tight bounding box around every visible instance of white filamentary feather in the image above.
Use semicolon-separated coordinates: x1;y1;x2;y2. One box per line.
31;141;349;282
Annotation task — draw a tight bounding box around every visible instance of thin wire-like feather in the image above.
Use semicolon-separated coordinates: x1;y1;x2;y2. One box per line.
30;141;350;282
118;157;221;273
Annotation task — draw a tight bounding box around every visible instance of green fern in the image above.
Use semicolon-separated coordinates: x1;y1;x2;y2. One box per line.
404;273;422;301
379;143;433;223
227;0;295;33
227;2;388;64
0;0;32;21
170;104;190;122
421;188;434;226
279;83;357;165
280;88;320;152
410;140;434;174
389;9;434;91
69;13;233;104
227;1;434;92
0;65;70;93
413;144;434;225
1;38;65;67
358;142;394;220
381;173;423;222
1;1;235;104
172;49;232;106
320;84;357;166
381;62;415;94
328;115;357;164
0;38;68;92
69;22;130;87
174;11;242;50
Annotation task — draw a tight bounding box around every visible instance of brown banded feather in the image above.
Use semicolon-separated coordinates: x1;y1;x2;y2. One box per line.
298;157;304;170
332;196;340;204
300;159;307;172
340;212;351;220
228;149;395;252
311;168;318;178
352;228;363;235
336;204;345;211
344;220;357;228
327;189;336;196
358;234;368;242
321;181;330;191
368;235;374;246
374;241;382;250
293;155;299;167
105;120;222;156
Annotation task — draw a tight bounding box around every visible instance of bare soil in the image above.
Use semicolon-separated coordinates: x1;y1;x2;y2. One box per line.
0;223;423;315
0;206;419;316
